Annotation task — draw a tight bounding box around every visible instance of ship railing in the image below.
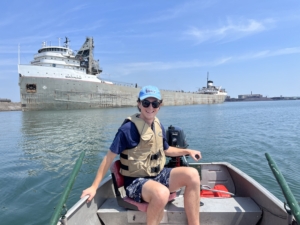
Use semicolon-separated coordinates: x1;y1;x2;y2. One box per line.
97;78;138;88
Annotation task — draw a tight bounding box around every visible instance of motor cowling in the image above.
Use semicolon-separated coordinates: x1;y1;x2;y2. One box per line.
166;125;188;148
165;125;189;167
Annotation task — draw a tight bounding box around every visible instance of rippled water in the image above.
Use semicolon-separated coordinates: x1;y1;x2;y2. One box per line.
1;101;300;225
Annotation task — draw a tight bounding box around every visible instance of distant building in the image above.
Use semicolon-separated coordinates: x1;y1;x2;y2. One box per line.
238;94;263;99
0;98;11;102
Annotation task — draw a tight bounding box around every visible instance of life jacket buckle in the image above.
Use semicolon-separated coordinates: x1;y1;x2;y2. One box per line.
151;165;160;173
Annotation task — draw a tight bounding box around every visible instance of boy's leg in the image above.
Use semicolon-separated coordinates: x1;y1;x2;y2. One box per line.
169;167;200;225
142;180;170;225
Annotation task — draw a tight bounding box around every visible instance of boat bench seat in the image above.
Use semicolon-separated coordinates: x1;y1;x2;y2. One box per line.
97;196;262;225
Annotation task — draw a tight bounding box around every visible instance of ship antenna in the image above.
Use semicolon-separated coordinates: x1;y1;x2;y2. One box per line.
207;72;209;88
18;44;20;65
64;37;70;48
58;37;61;47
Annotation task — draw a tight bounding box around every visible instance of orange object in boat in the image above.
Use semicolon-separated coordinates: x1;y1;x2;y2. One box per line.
200;184;231;198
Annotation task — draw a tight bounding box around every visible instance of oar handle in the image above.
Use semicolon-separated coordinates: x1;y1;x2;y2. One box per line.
265;153;300;224
49;151;86;225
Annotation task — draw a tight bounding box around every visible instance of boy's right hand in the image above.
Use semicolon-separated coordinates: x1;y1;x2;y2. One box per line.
81;186;97;203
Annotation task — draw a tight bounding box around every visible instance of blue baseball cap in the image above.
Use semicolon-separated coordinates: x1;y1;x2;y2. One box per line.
139;85;161;100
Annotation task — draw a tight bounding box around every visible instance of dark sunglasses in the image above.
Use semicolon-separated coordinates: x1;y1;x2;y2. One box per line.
141;99;161;108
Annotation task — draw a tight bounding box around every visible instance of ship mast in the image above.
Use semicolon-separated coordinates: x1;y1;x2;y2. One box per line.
207;72;209;88
18;44;20;65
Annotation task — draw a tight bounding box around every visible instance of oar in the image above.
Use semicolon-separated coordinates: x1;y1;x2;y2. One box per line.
265;153;300;224
49;151;85;225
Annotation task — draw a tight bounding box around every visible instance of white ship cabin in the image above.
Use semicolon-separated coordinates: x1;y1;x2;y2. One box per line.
30;42;86;73
198;80;227;95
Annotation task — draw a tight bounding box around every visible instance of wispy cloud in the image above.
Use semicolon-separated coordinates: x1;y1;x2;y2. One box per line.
114;57;231;76
186;18;275;44
140;1;214;24
111;46;300;76
0;14;19;27
0;59;18;66
0;69;17;79
66;4;89;13
237;47;300;60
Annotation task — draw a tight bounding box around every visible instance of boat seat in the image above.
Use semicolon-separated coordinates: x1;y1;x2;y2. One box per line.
98;196;262;225
110;160;177;212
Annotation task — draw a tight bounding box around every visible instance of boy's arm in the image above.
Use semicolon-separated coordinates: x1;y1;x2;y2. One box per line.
81;150;117;202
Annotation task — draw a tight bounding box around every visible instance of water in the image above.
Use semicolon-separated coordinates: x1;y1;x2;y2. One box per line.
1;101;300;225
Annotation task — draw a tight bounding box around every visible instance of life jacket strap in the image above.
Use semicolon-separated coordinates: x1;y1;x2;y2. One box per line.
120;152;160;160
120;163;160;173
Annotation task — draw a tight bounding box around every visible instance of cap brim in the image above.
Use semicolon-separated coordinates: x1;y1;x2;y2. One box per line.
140;94;161;100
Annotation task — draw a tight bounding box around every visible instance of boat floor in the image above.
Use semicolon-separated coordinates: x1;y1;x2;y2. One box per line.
97;194;262;225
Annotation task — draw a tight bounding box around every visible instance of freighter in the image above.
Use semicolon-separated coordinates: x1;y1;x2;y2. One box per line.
18;37;227;111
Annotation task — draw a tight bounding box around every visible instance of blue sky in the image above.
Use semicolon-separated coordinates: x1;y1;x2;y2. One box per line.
1;0;300;101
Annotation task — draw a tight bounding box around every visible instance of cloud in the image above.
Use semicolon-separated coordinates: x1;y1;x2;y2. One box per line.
0;70;17;79
140;1;214;24
0;14;19;27
0;59;18;66
66;4;88;13
237;47;300;61
186;18;274;44
112;57;231;76
109;46;300;76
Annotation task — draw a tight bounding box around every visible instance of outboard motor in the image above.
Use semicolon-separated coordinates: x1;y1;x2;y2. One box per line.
165;125;189;167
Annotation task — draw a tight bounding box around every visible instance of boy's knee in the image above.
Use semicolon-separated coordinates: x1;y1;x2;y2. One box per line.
187;168;200;185
146;187;169;209
155;187;170;201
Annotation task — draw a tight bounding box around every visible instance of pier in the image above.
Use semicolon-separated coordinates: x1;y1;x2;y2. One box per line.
0;101;21;111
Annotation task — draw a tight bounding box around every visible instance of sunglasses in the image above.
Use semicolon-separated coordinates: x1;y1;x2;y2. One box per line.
141;99;161;108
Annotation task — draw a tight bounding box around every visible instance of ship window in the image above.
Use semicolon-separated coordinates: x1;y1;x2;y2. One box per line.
53;64;56;67
26;84;37;93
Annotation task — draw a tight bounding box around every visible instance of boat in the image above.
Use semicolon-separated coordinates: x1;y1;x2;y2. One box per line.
18;37;227;111
50;126;299;225
198;76;225;95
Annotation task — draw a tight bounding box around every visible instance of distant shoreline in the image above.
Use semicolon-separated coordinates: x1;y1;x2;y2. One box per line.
225;97;300;102
1;98;299;112
0;102;21;111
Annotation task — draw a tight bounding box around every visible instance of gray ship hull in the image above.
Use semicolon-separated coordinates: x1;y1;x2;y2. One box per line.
19;76;226;111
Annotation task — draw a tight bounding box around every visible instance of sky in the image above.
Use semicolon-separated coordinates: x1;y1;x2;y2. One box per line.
1;0;300;102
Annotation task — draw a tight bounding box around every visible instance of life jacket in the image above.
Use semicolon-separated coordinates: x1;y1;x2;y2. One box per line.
120;113;166;177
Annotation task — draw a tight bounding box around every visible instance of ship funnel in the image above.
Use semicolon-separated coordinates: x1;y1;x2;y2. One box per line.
207;80;213;88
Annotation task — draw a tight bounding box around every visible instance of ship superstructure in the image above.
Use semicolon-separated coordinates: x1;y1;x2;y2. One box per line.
198;73;227;96
18;37;227;111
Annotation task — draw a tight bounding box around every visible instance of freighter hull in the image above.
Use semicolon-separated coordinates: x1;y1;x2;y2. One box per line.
19;76;226;111
18;37;227;111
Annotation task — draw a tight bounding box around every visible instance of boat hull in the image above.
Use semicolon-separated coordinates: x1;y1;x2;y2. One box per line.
61;162;290;225
19;73;226;111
